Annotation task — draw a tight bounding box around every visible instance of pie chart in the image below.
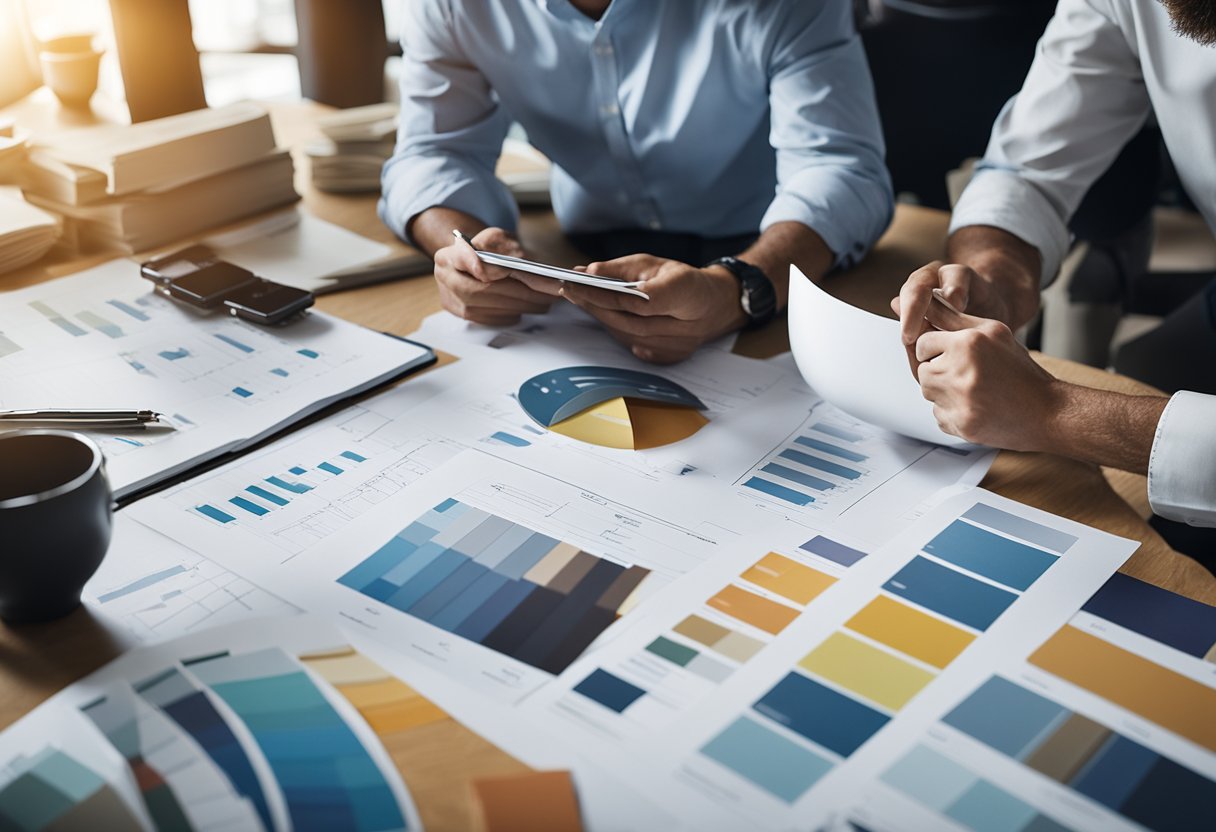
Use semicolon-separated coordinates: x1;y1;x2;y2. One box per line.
518;366;709;450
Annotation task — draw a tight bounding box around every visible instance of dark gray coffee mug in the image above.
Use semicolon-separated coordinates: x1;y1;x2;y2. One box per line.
0;431;112;623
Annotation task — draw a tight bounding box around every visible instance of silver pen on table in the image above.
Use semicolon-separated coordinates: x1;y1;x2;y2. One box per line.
0;410;171;430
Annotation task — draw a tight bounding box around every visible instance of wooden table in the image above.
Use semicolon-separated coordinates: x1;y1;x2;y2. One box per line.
2;97;1213;830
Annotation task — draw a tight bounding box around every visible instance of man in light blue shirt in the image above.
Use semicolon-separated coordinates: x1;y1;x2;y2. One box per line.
381;0;892;363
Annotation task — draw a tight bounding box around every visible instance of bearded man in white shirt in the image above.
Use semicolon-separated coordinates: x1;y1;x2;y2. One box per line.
891;0;1216;527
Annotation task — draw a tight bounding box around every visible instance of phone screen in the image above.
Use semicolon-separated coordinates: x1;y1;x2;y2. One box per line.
168;263;257;308
223;280;314;323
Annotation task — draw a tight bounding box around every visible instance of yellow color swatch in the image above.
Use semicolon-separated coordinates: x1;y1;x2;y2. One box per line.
799;632;935;711
706;584;800;635
300;647;527;831
1030;625;1216;753
741;553;836;606
846;595;976;669
301;648;446;733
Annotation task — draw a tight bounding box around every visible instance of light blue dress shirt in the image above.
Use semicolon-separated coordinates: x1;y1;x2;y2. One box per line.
381;0;893;268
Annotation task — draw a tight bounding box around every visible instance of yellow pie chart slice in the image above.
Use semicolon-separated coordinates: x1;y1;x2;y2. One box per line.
548;396;708;450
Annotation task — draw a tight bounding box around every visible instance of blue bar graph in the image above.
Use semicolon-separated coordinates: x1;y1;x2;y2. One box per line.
490;431;532;448
232;387;253;398
761;462;835;491
96;566;188;603
794;435;868;462
214;333;255;353
107;299;150;321
197;504;237;523
229;497;270;517
290;466;307;475
270;368;289;377
159;347;190;361
246;485;289;506
743;476;814;506
779;448;862;480
318;462;344;475
30;301;87;336
298;348;319;359
339;451;367;463
267;476;312;494
813;422;865;443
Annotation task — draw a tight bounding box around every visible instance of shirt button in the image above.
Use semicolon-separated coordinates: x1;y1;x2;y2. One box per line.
595;44;613;56
648;219;662;230
601;103;620;116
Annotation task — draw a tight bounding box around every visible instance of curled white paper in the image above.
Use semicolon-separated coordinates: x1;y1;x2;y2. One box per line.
787;265;974;447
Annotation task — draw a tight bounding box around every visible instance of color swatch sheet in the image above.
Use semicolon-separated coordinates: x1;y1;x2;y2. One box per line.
0;259;430;498
517;488;1137;829
130;451;733;703
0;617;422;832
409;309;995;534
83;514;297;647
842;572;1216;832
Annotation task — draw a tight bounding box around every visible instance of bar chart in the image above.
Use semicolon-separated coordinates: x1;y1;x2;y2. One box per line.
195;449;368;523
696;502;1075;803
0;748;142;831
186;647;407;832
338;499;652;675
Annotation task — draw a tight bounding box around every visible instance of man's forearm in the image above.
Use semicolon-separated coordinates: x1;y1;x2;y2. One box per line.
948;225;1043;329
408;207;493;258
738;221;834;310
1040;382;1169;474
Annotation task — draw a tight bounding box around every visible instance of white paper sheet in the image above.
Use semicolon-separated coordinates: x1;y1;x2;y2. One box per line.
515;488;1137;831
0;259;431;498
836;578;1216;832
205;209;394;293
787;265;972;447
84;514;298;648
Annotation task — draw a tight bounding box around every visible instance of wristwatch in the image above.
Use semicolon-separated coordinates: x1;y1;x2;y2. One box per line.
707;256;778;329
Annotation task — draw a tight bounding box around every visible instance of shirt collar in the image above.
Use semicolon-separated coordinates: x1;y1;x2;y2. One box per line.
537;0;629;29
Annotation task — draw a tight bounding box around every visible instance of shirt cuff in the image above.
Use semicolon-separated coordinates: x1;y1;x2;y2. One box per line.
379;153;520;248
949;168;1071;287
760;170;892;270
1147;391;1216;528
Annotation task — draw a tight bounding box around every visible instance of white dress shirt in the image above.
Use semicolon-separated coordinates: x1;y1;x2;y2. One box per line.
950;0;1216;526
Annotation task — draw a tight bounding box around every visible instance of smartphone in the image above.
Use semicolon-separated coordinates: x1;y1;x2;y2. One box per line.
223;279;315;325
140;245;315;325
140;244;224;286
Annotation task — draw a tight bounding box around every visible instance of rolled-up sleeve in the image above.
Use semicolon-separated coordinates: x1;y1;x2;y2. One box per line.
1147;391;1216;527
379;0;518;245
950;0;1151;285
759;0;893;269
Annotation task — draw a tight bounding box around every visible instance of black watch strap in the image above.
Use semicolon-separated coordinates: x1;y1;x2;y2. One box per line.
708;256;778;329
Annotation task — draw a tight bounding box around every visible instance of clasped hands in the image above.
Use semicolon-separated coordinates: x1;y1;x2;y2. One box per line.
434;227;746;364
894;260;1058;450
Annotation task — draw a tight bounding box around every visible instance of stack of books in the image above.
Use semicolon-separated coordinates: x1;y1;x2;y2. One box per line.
0;120;26;182
307;103;552;205
21;103;299;254
0;187;61;275
307;102;397;193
